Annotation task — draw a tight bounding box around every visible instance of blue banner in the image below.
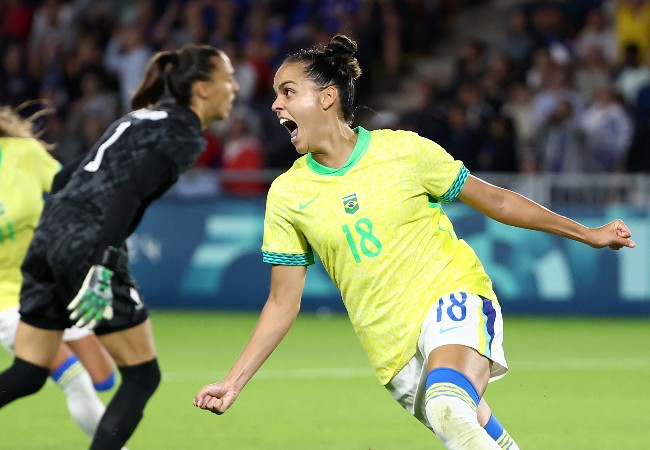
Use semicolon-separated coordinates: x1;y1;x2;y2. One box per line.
128;195;650;315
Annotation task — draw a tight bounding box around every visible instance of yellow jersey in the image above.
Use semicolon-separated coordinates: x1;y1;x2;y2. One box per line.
0;137;60;311
262;127;496;384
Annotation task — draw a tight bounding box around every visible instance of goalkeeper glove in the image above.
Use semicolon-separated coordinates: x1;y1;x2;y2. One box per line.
68;247;119;330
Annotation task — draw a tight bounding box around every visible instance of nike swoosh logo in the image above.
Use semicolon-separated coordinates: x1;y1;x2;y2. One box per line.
439;325;462;334
299;194;320;210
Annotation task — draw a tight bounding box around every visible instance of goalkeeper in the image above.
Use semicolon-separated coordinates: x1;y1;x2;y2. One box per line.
0;44;239;450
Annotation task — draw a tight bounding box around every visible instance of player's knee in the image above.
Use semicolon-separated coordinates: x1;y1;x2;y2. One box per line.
119;359;160;397
93;370;116;391
51;354;81;385
0;358;50;403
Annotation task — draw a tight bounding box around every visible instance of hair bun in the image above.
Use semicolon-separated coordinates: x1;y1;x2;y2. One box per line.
326;35;357;58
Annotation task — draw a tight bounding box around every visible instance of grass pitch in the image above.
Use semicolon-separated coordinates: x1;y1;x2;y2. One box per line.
1;311;648;449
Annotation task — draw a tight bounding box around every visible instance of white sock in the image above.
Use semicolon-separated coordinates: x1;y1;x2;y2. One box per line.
424;368;501;450
52;355;106;438
426;393;501;450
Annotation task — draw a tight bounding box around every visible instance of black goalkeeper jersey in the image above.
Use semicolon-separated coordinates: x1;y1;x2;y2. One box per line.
47;99;206;262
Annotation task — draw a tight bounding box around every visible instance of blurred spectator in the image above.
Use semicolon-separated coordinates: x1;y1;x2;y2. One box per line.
455;82;493;129
221;40;258;106
480;52;520;111
574;44;613;104
614;43;650;108
497;6;535;69
399;0;448;56
614;0;650;63
476;114;519;172
572;7;616;65
63;67;120;163
625;116;650;172
240;36;276;103
397;76;447;142
531;67;583;130
27;0;75;79
1;0;34;42
103;21;153;112
62;34;112;103
448;38;487;96
221;106;267;195
151;0;209;49
577;85;633;172
440;103;482;171
526;46;557;91
502;82;537;171
535;99;585;173
0;41;40;107
528;2;572;50
208;0;238;48
194;130;223;169
634;83;650;119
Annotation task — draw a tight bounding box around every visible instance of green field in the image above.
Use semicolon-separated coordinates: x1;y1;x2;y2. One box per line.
1;311;649;449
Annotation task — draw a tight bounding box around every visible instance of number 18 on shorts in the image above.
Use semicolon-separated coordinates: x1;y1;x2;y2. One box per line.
419;292;508;382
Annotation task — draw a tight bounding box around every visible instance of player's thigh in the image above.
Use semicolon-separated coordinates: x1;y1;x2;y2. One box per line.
427;345;491;396
65;332;115;382
14;321;64;368
98;319;156;366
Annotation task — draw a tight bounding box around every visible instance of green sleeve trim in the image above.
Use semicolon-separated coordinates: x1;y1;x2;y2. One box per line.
262;250;315;266
439;165;469;203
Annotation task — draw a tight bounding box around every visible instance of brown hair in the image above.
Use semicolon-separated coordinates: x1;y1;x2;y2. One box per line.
131;44;222;110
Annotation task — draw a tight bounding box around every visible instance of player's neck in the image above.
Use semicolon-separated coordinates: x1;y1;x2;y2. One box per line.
309;123;357;169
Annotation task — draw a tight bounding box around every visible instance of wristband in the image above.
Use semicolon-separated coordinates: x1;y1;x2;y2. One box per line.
100;246;120;270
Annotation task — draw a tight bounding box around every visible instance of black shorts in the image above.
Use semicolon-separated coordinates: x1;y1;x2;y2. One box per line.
18;203;148;335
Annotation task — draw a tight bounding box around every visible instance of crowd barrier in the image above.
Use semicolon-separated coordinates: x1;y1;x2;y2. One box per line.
128;194;650;315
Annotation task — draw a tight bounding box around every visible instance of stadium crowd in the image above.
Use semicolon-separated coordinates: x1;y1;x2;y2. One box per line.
394;0;650;175
1;0;650;195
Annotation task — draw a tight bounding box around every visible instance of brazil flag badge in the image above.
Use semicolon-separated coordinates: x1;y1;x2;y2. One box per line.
342;194;359;214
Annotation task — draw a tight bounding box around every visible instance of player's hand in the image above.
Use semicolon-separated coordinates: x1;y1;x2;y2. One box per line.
67;265;114;330
193;381;239;415
588;219;635;250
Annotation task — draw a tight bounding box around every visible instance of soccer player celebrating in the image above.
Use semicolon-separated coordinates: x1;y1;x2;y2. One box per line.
194;35;635;449
0;44;239;450
0;104;118;441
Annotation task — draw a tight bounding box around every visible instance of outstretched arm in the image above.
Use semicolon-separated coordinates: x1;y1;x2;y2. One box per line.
193;264;306;414
458;175;635;250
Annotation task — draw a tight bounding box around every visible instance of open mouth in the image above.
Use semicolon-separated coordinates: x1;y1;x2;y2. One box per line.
280;118;299;143
280;118;298;135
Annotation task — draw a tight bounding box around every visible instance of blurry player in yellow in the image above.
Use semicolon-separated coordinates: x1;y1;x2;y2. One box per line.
0;105;117;440
194;35;635;449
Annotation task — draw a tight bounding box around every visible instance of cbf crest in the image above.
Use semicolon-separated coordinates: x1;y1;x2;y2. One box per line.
342;194;359;214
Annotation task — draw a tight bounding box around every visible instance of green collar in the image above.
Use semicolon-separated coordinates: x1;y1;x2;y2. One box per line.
306;126;371;176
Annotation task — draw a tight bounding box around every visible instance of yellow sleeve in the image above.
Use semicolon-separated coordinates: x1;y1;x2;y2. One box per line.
409;132;468;202
261;182;314;266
